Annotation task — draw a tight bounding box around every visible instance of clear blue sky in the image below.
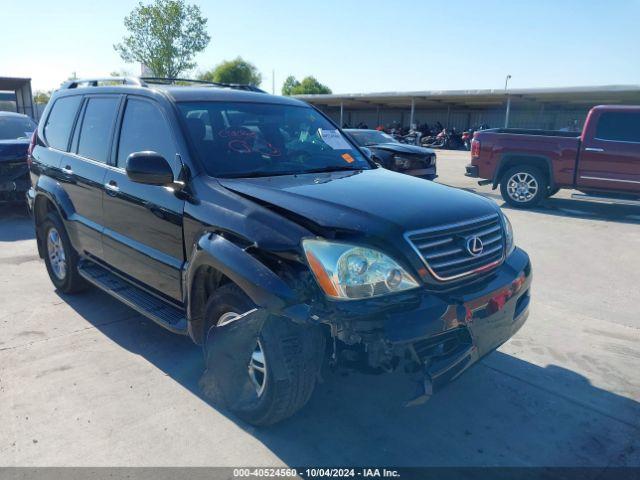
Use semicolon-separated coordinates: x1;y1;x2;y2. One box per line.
2;0;638;93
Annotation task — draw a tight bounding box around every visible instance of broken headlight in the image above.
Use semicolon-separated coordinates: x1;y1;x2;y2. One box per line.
302;239;420;300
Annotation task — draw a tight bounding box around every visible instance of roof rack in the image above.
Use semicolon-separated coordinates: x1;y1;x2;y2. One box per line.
61;77;145;89
60;76;266;93
140;77;266;93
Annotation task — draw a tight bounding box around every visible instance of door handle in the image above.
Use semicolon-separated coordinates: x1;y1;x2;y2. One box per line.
584;147;605;153
104;180;119;195
62;165;73;174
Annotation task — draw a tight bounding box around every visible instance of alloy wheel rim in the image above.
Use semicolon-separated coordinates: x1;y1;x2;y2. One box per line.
507;172;538;202
46;227;67;280
217;311;267;398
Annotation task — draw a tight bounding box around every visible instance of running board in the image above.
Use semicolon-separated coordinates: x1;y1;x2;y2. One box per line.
78;261;188;334
571;193;640;207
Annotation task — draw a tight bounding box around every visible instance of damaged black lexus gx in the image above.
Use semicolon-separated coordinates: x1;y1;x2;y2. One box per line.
27;78;531;426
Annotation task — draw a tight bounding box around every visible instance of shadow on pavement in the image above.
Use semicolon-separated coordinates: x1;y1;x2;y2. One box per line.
0;203;34;241
460;187;640;225
57;287;640;467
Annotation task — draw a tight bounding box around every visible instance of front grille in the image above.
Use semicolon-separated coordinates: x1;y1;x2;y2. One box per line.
406;214;505;281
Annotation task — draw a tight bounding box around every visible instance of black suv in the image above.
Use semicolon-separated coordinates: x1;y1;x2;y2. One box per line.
28;77;531;426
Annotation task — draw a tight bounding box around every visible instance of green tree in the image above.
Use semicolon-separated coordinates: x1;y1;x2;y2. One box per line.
110;69;133;77
199;57;262;85
282;76;331;95
34;91;51;104
114;0;210;78
281;75;299;95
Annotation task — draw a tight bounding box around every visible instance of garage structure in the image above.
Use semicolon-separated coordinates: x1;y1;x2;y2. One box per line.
0;77;35;119
296;85;640;131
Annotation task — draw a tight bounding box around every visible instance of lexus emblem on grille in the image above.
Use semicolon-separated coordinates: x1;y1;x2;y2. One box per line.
466;236;484;256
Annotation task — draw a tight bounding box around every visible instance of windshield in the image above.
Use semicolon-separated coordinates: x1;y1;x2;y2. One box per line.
178;102;371;178
347;130;398;146
0;115;36;140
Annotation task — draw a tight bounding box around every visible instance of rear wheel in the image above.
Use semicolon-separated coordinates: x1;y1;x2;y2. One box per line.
40;212;87;293
500;166;548;208
201;284;325;426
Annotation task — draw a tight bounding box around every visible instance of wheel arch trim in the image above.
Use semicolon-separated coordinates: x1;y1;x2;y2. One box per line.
185;232;304;344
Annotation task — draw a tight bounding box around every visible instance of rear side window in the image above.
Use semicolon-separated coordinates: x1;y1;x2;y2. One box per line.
117;98;176;169
595;112;640;143
77;97;120;163
43;96;82;150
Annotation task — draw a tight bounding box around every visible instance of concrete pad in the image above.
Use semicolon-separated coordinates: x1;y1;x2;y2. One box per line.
0;150;639;467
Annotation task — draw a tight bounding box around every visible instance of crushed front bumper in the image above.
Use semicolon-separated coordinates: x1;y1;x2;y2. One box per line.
313;247;531;390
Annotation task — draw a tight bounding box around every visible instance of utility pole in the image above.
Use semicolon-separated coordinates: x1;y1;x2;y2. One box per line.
504;74;512;128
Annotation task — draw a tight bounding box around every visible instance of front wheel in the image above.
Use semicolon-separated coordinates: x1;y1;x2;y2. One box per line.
201;284;325;426
499;166;548;208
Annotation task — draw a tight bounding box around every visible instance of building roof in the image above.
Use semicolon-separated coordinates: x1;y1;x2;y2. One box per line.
295;85;640;109
0;76;32;92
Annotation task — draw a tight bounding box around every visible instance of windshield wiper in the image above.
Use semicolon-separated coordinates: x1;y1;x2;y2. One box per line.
301;165;363;174
221;171;299;179
220;165;363;179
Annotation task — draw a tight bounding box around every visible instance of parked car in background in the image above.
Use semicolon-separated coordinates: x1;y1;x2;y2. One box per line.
345;128;437;180
0;111;36;204
466;105;640;208
29;77;530;426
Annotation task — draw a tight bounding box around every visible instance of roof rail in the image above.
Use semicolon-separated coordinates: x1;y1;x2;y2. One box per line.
61;77;146;89
59;76;267;94
140;77;266;93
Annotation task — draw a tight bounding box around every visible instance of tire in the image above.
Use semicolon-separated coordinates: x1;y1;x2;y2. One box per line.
40;212;88;293
201;284;325;426
499;165;548;208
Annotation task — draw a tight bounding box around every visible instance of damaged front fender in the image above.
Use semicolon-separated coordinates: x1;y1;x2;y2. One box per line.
186;233;310;331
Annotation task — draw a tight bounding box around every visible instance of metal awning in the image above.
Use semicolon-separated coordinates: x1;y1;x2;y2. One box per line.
296;85;640;110
0;77;34;118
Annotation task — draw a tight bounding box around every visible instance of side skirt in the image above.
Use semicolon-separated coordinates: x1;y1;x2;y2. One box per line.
78;260;188;334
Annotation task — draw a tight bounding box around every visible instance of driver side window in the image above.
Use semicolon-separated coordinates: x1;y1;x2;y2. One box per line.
117;98;177;172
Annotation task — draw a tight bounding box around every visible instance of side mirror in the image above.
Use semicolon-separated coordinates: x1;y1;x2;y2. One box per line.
126;151;174;186
360;147;382;167
360;147;373;160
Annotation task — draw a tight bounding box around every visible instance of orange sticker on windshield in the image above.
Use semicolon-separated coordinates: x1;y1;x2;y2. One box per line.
341;153;355;163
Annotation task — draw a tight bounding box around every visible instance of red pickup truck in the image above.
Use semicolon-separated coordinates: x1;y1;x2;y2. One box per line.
466;105;640;208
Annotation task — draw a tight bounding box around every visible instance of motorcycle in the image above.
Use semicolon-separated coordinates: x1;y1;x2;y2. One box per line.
461;124;490;150
461;129;474;151
421;128;464;150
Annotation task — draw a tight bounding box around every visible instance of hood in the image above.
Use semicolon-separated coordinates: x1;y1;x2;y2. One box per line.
370;143;435;156
218;168;497;237
0;139;29;163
